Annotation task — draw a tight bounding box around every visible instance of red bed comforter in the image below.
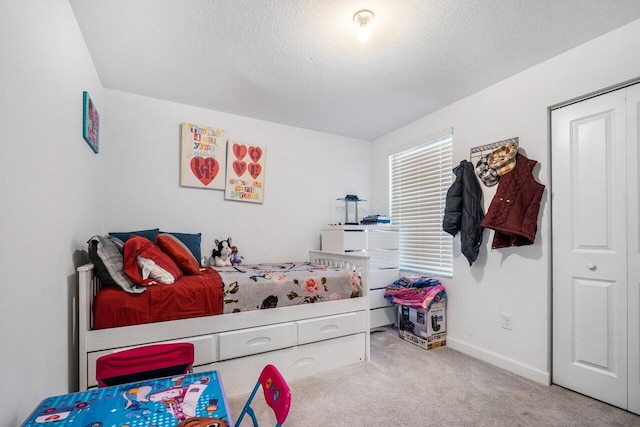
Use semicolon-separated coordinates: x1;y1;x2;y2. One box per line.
93;267;224;329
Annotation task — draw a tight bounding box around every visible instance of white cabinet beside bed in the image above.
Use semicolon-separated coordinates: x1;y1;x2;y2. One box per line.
321;225;399;329
77;251;370;395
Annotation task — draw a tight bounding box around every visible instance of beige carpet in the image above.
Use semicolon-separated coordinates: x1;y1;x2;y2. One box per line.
226;327;640;426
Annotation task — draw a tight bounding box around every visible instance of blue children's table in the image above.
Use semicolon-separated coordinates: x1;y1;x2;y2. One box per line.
22;370;232;427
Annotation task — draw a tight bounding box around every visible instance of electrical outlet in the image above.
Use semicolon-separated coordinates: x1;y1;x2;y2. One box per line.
501;313;513;330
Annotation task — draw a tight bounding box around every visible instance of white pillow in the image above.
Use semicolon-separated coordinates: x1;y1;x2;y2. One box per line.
136;255;176;284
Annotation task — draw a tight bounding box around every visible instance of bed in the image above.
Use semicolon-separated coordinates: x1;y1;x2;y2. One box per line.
77;250;370;396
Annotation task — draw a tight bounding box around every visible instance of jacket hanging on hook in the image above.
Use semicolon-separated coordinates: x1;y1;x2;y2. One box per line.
442;160;485;265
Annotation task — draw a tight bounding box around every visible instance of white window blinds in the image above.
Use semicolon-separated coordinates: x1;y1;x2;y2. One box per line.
389;132;453;277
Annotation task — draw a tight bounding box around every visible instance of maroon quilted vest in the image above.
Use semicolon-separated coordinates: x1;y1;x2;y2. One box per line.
481;153;545;249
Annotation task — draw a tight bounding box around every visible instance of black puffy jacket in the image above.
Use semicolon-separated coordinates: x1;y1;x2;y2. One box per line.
442;160;484;265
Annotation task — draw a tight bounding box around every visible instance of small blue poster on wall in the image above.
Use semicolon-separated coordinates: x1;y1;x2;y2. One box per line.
82;91;99;153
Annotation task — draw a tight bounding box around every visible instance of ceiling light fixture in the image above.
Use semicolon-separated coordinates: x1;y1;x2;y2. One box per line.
353;9;374;42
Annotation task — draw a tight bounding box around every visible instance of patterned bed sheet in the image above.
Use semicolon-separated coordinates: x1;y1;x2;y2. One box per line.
213;262;363;313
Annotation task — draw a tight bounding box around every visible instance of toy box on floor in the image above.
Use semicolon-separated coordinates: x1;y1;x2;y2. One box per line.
397;300;446;350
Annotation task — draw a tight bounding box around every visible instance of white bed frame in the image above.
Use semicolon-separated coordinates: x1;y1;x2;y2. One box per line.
78;250;370;395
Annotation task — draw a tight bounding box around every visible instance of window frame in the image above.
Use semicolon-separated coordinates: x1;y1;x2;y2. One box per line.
388;129;453;278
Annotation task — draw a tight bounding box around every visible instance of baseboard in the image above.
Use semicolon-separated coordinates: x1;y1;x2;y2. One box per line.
447;337;550;386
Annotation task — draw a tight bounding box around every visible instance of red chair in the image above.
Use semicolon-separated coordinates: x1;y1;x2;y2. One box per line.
95;342;194;387
236;364;291;427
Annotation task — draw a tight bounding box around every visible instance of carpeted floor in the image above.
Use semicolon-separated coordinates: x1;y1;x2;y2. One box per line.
226;327;640;426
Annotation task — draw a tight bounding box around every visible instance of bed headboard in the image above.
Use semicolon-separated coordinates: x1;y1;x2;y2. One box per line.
77;263;100;332
77;262;100;391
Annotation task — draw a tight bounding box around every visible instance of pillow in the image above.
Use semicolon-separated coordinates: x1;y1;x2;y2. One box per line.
123;235;183;285
87;235;145;294
160;231;202;265
136;256;178;284
156;233;201;275
109;228;159;243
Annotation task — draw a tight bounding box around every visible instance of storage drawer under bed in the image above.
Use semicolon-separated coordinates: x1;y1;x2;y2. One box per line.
297;311;366;345
85;334;218;389
197;332;367;397
218;322;297;360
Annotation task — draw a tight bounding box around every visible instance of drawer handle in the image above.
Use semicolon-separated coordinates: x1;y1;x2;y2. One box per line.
247;337;271;347
294;357;315;367
319;324;339;333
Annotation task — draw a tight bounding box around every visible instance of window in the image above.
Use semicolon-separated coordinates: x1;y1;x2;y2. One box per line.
389;131;453;277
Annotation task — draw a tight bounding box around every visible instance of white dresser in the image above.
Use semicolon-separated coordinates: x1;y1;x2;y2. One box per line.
321;225;399;328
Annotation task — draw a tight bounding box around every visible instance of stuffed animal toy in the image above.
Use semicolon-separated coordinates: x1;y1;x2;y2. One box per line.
212;237;233;267
230;245;243;266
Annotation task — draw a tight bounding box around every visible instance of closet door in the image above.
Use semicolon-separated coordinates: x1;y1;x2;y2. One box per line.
551;88;628;409
627;83;640;415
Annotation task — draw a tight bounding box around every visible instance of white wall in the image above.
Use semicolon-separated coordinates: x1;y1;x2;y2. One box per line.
371;19;640;384
0;1;104;425
103;90;371;264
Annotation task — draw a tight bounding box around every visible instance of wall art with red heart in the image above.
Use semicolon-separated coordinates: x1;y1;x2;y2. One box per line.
224;140;267;203
180;122;227;190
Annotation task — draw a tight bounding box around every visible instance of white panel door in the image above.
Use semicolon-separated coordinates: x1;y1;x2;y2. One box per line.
627;83;640;415
552;89;628;409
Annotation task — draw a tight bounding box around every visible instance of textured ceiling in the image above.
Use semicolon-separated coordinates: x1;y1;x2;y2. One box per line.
70;0;640;141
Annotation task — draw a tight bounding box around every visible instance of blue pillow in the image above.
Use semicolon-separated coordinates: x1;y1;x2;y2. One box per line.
161;232;202;265
109;228;159;243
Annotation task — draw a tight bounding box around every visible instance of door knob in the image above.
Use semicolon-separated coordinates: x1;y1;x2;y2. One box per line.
587;262;597;270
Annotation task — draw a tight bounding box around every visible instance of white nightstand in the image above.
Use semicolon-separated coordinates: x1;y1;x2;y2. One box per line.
321;225;399;328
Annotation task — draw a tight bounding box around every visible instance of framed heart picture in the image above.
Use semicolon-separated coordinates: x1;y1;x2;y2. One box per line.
180;122;227;190
225;140;267;203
